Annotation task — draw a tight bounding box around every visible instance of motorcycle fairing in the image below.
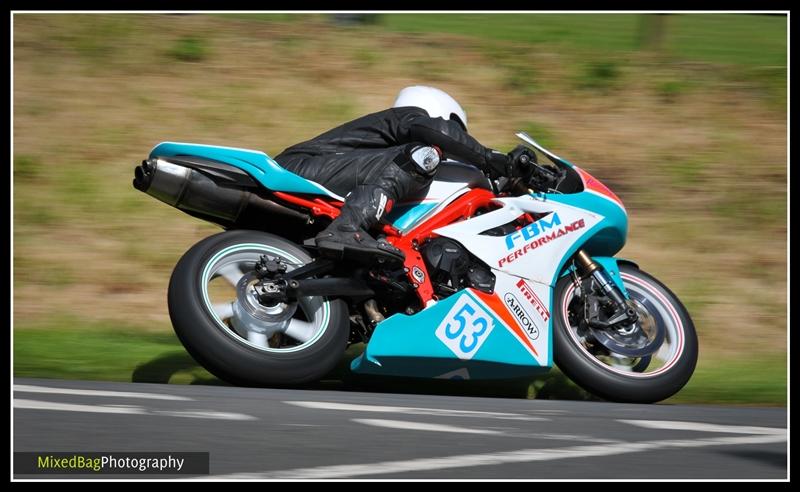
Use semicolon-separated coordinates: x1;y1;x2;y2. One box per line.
350;287;552;379
386;201;439;231
354;182;630;378
385;181;471;231
385;160;492;231
149;141;345;200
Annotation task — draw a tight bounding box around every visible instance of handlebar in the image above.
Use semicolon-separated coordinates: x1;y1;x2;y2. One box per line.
511;149;564;192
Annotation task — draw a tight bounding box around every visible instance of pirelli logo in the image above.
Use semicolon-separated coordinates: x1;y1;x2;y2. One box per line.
515;279;550;323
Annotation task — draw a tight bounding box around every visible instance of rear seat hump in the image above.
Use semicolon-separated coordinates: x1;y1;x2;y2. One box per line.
149;142;344;200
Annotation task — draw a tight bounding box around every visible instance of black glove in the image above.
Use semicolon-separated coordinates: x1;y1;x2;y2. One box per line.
484;145;539;179
506;144;538;181
484;149;512;179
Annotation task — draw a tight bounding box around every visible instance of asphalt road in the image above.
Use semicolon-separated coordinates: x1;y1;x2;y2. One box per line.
13;377;787;480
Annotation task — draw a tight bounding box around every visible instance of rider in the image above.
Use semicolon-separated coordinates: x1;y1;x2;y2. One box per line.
273;85;529;265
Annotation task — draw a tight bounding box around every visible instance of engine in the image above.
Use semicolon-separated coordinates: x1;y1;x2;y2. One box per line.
420;238;495;298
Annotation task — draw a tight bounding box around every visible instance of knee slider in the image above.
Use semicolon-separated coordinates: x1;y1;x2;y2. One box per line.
394;143;442;179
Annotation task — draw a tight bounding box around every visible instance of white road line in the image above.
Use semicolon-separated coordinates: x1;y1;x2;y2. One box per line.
516;433;622;444
209;433;787;479
356;420;617;444
15;399;147;415
284;401;546;421
14;384;191;401
153;410;257;421
353;418;503;435
618;420;787;435
14;399;256;421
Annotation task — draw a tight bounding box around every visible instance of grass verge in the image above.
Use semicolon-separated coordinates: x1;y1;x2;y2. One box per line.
14;323;786;405
666;354;787;406
380;14;787;67
13;321;216;385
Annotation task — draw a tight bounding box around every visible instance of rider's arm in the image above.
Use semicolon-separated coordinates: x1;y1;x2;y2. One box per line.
396;109;509;177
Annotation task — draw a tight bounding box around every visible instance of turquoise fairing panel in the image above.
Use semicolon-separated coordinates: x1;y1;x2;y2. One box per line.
350;356;550;380
385;202;439;231
545;191;629;297
351;289;550;379
149;142;339;198
543;191;628;257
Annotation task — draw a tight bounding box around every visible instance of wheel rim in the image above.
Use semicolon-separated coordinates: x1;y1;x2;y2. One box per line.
561;271;685;378
200;243;331;353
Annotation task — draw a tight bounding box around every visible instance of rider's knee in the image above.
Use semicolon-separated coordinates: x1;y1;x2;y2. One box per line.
393;142;442;182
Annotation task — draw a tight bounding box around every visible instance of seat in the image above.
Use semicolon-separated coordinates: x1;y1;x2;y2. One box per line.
149;142;344;200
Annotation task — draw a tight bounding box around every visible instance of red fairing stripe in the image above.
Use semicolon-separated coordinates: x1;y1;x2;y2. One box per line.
473;290;539;357
574;166;625;208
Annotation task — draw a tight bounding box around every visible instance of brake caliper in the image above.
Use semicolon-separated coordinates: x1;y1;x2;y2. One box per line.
254;255;289;305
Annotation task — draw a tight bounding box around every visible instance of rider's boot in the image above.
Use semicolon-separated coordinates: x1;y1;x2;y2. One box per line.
314;184;404;265
315;144;442;267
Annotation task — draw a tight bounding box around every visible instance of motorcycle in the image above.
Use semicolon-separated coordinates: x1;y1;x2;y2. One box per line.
133;132;698;403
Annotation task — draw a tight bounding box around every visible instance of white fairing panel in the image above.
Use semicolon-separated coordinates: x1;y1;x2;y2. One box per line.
492;270;553;365
390;181;471;231
432;195;603;365
434;195;603;286
406;180;471;203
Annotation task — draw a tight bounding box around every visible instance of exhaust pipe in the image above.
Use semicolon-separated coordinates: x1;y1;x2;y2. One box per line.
133;158;310;229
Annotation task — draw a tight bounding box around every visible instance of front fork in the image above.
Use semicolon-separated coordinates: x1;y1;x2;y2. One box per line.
572;250;638;329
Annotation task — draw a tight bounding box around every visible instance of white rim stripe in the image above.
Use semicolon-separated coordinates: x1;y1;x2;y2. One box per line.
561;271;685;378
201;243;330;353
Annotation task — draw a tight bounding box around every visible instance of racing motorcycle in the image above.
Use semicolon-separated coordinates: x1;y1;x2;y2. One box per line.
133;132;698;403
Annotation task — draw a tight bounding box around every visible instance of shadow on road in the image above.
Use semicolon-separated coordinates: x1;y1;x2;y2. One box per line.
131;347;595;401
131;351;228;386
719;450;787;469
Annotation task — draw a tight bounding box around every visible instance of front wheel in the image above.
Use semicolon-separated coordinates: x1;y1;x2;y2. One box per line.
168;230;349;386
553;263;698;403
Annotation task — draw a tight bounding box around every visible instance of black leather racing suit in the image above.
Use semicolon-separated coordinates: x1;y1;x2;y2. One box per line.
273;106;508;263
273;106;507;198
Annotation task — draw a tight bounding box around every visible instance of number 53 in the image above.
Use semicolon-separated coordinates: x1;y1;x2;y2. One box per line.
436;297;495;359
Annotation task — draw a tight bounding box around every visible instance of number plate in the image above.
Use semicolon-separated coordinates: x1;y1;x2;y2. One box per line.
435;295;495;360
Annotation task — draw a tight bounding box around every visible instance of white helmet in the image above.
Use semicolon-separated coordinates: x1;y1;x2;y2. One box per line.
393;86;468;130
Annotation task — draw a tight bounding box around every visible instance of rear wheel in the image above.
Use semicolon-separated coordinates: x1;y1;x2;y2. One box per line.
168;230;349;386
553;263;698;403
